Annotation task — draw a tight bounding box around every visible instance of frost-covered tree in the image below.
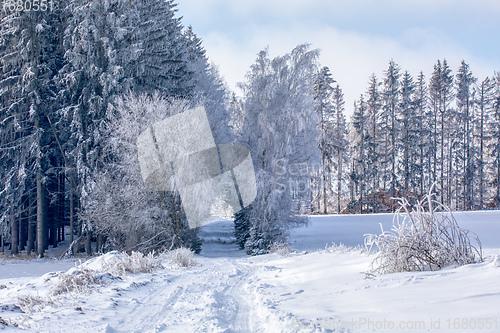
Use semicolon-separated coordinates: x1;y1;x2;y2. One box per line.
331;85;349;213
81;94;201;253
476;77;494;208
414;71;430;196
429;59;453;204
350;95;369;212
227;92;244;135
455;61;477;210
398;71;416;192
0;6;68;256
237;45;320;254
314;66;336;213
55;0;224;253
365;74;381;195
489;72;500;206
0;0;230;255
381;60;401;198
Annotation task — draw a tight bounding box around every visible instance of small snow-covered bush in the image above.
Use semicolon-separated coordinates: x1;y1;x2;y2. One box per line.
52;267;114;296
17;294;52;314
164;247;196;267
365;190;482;275
324;243;365;254
87;251;162;276
267;242;293;256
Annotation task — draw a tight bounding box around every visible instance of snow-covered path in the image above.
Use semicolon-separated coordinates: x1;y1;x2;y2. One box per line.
0;220;264;332
103;256;256;332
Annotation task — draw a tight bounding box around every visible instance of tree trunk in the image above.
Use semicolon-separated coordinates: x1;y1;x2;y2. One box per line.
69;173;74;244
49;219;57;248
479;92;484;209
11;217;19;255
97;234;103;253
19;198;28;251
27;193;35;253
337;148;342;214
322;153;328;214
446;135;453;206
58;171;65;243
440;108;444;204
37;167;45;258
85;230;92;255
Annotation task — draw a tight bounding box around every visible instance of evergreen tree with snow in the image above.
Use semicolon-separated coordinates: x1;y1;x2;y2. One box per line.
381;60;401;200
476;77;494;209
414;71;431;197
331;85;349;213
314;66;336;213
349;95;369;212
57;0;222;252
0;5;68;256
365;74;382;198
455;60;477;210
488;72;500;207
398;70;416;193
183;26;233;144
429;59;454;204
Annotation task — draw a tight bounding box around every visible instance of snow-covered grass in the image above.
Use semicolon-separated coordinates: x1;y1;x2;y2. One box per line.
267;241;294;256
0;248;197;323
163;247;197;268
0;213;498;332
323;242;366;254
82;251;164;276
51;267;117;297
365;194;483;275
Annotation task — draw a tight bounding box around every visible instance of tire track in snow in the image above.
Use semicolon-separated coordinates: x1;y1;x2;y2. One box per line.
208;262;255;332
107;220;257;332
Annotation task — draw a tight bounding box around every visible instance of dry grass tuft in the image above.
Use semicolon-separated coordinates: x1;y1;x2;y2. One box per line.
365;188;482;276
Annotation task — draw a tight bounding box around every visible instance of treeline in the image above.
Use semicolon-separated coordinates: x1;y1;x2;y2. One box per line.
1;1;499;257
345;60;500;214
0;0;229;256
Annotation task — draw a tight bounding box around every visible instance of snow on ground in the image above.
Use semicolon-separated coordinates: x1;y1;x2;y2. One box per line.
0;212;499;332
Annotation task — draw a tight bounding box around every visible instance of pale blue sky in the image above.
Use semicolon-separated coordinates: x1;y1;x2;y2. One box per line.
177;0;500;116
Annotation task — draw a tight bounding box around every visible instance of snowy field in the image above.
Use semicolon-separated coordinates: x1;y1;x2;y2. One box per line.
0;211;499;332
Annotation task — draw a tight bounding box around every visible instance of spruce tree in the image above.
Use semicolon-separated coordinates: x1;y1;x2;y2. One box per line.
476;77;494;208
399;70;416;193
381;60;401;200
455;60;477;209
0;5;67;256
350;95;369;212
365;74;381;196
414;71;430;197
489;72;500;206
429;59;453;204
331;85;348;213
58;0;210;252
314;66;336;213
